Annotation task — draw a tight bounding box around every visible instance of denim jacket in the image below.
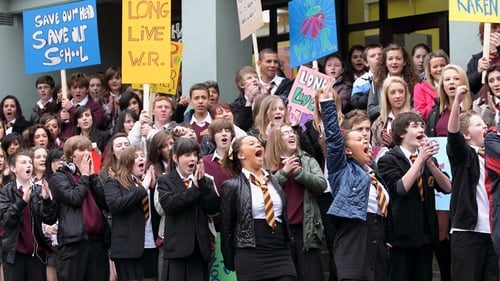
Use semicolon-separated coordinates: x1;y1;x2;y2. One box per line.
321;99;371;220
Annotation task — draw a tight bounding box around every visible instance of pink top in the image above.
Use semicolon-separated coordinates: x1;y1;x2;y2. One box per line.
413;81;437;121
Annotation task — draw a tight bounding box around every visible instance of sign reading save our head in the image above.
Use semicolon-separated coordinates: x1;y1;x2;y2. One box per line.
22;0;100;74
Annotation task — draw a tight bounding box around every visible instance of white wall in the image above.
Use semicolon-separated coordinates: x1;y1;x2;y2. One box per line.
449;21;482;70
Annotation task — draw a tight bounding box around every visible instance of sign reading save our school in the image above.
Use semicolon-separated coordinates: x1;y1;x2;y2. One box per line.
449;0;500;23
288;66;333;127
23;0;100;74
122;0;171;83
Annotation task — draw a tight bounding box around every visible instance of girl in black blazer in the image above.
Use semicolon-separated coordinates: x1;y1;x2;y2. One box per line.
157;138;219;281
220;135;297;281
104;145;159;281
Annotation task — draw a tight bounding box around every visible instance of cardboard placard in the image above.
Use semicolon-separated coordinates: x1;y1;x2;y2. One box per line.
23;0;100;74
122;0;171;83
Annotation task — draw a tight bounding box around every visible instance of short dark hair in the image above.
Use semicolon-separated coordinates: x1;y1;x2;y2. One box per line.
391;111;425;146
169;138;200;172
258;48;277;60
189;83;209;98
9;150;32;168
35;75;55;88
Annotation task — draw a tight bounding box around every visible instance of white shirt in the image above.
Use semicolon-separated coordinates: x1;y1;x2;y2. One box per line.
261;76;284;95
242;168;283;222
37;97;54;109
451;146;490;234
190;113;212;127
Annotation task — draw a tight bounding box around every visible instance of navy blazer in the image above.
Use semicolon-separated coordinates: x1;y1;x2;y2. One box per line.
157;170;219;261
378;146;447;248
104;178;160;259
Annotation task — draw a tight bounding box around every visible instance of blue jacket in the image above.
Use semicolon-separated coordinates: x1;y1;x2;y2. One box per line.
321;99;371;220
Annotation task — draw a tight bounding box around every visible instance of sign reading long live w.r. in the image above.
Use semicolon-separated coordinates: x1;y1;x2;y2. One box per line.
122;0;171;83
22;0;100;74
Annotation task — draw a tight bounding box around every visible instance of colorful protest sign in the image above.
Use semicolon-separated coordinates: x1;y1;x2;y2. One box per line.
449;0;500;23
210;233;237;281
288;0;338;68
288;66;333;128
122;0;171;83
132;41;183;95
427;137;451;211
22;0;100;74
236;0;264;40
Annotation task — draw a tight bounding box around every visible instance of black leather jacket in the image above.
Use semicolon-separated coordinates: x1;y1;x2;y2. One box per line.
49;167;108;246
220;173;291;271
0;181;57;263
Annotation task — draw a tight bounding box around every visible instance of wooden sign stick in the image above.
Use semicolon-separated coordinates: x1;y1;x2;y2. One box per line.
252;33;261;80
60;69;68;100
143;83;150;112
482;23;491;84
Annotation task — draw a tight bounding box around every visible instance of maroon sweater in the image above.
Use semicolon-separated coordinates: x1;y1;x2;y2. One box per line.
279;164;305;225
72;174;105;238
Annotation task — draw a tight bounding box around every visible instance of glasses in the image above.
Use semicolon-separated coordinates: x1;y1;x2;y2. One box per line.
281;129;295;137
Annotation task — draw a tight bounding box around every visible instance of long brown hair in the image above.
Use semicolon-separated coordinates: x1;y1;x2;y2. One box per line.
101;133;129;179
374;43;419;91
114;145;143;189
148;130;174;176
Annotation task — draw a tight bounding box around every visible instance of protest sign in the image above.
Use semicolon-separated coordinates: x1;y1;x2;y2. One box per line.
427;137;451;211
288;65;333;127
449;0;500;23
288;0;338;68
23;0;100;74
237;0;264;40
122;0;171;83
210;233;237;281
132;41;183;95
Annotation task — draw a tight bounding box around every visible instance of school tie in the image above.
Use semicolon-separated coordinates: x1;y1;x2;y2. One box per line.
478;148;485;158
183;178;191;188
134;177;149;222
267;81;276;94
249;174;277;229
370;171;388;217
410;154;425;202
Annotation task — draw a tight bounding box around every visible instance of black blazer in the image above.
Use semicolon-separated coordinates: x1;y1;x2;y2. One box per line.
378;146;447;248
104;178;160;259
157;170;219;261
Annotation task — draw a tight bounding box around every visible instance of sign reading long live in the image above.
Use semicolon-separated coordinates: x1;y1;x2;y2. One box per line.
23;0;100;74
122;0;171;83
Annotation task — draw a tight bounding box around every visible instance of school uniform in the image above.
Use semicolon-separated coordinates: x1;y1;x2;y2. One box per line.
220;170;297;281
378;146;447;281
157;169;219;281
0;180;57;281
448;131;498;281
321;99;390;281
104;178;160;281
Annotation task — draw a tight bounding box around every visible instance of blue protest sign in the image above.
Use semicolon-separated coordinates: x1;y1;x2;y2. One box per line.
289;0;338;68
23;0;100;74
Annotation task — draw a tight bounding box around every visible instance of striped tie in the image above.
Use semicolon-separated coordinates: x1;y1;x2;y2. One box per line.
410;154;424;202
370;172;388;217
250;174;277;229
134;177;149;222
183;178;191;188
478;148;485;158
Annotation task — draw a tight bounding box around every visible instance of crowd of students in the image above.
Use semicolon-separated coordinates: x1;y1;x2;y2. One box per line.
1;22;500;281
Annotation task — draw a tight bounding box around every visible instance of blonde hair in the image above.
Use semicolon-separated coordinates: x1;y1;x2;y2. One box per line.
437;64;472;115
379;77;411;122
264;124;299;172
253;95;288;142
